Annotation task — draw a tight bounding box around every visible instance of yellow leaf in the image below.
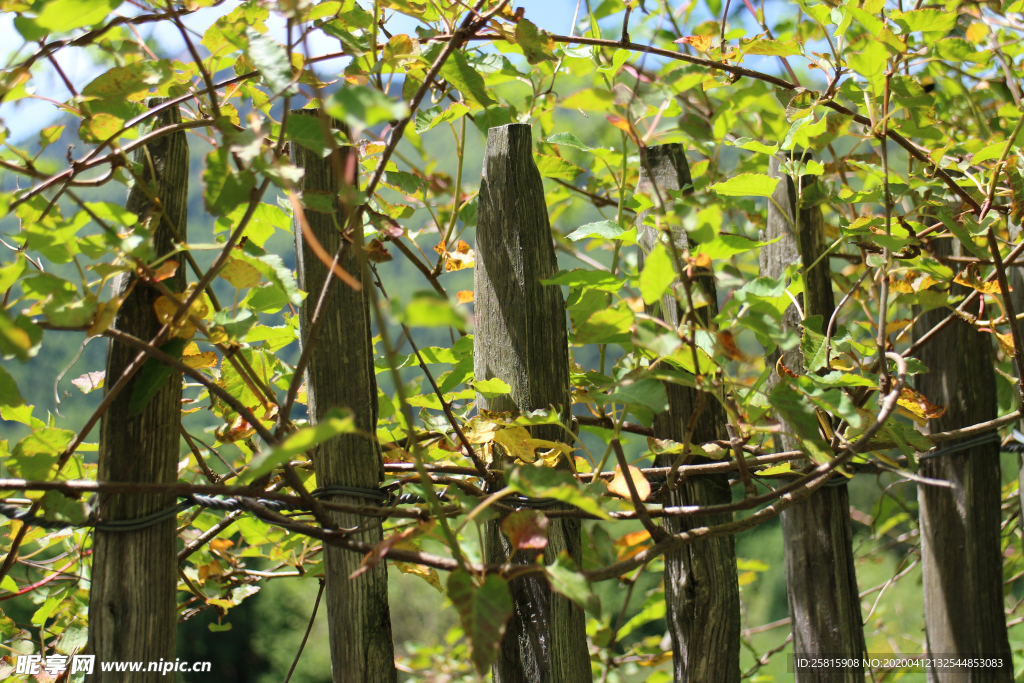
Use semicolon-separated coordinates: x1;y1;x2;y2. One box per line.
996;331;1016;357
153;295;196;339
433;240;475;272
738;570;758;586
531;440;574;466
184;349;219;369
87;298;120;337
954;267;1005;295
613;529;651;559
219;257;262;289
574;456;592;473
393;561;443;592
463;417;502;444
198;560;223;583
675;35;714;52
493;426;538;463
965;21;987;43
151;259;179;282
613;529;650;548
607;464;651;501
884;318;914;337
896;386;947;421
456;290;474;304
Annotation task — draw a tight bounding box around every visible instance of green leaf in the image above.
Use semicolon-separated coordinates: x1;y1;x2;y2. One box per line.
800;315;829;372
244;408;355;481
245;28;298;96
82;61;172;99
601;378;669;413
559;88;615;113
698;233;780;260
40;490;89;525
728;138;780;155
546;132;605;154
84;202;139;228
508;466;610;519
8;428;76;481
515;19;557;64
414;102;471;134
891;8;956;33
768;382;832;463
565;220;636;243
437;49;494;107
31;0;122;34
234;253;302;306
398;292;468;331
640;242;676;305
128;339;189;417
597;48;631;73
286;115;331;155
574;308;633;345
541;269;624;291
55;625;88;655
545;551;600;614
219;347;272;410
534;154;583;181
245;324;298;352
0;364;24;408
0;254;26;294
474;377;511;398
204;148;256;216
710;173;781;197
846;40;887;89
447;571;513;674
32;596;61;626
615;590;666;640
325;85;410;132
0;312;42;362
212;308;257;340
741;38;801;56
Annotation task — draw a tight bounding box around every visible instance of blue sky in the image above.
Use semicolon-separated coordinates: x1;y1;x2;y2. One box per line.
0;0;589;141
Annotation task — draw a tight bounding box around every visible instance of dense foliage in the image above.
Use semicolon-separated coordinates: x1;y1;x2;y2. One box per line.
2;0;1024;679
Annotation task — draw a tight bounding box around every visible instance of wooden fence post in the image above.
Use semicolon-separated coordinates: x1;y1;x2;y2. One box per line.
760;153;865;680
635;144;741;683
912;234;1012;681
87;98;187;679
474;123;591;683
291;110;396;683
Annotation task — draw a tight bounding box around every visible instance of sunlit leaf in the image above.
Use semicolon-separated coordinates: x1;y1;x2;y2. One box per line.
606;464;651;501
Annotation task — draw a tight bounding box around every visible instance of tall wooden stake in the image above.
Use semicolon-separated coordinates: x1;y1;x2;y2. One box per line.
913;235;1012;682
291;110;397;683
88;98;188;680
761;153;865;681
474;123;590;683
636;144;741;683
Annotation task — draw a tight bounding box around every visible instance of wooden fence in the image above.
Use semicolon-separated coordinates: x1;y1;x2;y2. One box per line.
72;121;1017;683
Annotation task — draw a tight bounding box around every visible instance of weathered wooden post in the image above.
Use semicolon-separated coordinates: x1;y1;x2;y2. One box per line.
87;98;187;679
636;144;741;683
474;123;590;683
912;234;1012;681
760;152;865;681
291;110;397;683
